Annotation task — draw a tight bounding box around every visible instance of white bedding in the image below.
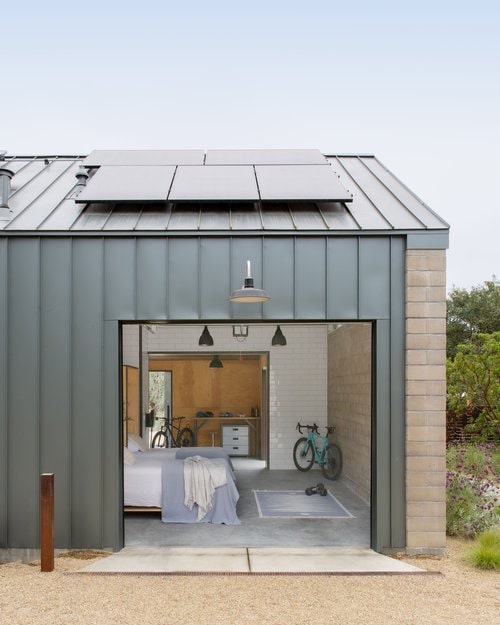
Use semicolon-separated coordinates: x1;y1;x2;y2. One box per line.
124;449;177;507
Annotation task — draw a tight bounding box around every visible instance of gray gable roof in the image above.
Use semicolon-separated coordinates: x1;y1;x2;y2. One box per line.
0;150;449;233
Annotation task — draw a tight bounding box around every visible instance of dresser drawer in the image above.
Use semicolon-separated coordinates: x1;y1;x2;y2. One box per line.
223;443;249;456
222;432;249;444
223;425;249;435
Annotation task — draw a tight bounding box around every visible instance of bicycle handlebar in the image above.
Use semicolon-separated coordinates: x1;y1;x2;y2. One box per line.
155;415;185;423
296;422;335;435
296;422;319;434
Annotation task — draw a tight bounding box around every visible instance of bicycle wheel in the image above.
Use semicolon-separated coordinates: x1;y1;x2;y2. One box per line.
293;437;314;471
152;430;167;448
322;443;342;480
176;426;195;448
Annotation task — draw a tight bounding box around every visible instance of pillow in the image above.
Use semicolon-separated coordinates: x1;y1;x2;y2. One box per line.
123;446;136;465
128;433;148;452
127;439;140;452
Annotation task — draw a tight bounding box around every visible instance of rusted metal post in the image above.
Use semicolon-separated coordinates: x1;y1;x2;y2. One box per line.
40;473;54;572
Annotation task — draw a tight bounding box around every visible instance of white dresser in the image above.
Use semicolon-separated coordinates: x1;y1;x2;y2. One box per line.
222;425;249;456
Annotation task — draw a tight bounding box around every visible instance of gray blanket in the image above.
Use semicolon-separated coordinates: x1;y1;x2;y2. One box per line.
161;458;240;525
175;446;235;472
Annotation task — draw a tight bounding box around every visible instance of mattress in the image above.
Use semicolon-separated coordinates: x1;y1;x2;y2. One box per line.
124;449;176;507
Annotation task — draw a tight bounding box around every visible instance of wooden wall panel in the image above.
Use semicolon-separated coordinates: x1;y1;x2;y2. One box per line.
122;366;140;438
150;357;261;447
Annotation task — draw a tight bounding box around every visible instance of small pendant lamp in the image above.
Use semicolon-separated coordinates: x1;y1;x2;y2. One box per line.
198;326;214;346
272;325;287;346
209;355;223;368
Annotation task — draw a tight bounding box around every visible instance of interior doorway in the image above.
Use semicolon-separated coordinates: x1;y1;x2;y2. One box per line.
147;370;172;447
148;353;267;459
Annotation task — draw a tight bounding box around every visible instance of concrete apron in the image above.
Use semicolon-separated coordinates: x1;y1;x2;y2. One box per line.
79;546;426;575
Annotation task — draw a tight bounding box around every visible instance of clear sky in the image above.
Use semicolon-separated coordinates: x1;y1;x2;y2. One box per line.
2;0;499;291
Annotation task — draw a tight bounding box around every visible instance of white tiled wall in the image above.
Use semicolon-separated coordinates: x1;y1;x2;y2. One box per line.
122;325;140;367
133;323;328;469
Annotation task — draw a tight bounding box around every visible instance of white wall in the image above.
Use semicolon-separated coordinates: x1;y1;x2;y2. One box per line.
122;324;140;367
136;323;328;469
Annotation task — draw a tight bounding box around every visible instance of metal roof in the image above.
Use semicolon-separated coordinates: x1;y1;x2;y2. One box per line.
0;151;449;233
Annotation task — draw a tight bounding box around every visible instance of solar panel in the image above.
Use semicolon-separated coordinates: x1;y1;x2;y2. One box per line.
205;149;326;165
256;165;352;202
83;150;205;166
169;165;259;201
75;165;175;203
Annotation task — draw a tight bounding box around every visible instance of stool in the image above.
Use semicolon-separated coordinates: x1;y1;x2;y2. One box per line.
209;431;217;447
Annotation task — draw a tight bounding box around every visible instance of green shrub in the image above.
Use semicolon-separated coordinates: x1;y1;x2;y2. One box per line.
447;331;500;441
467;529;500;569
446;443;500;536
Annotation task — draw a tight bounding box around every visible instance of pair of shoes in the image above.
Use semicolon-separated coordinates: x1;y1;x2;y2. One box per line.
305;482;327;496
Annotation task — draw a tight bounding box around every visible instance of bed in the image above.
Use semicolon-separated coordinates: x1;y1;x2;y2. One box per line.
123;446;240;525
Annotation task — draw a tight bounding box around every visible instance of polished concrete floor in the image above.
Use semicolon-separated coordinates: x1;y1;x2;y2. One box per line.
125;460;371;548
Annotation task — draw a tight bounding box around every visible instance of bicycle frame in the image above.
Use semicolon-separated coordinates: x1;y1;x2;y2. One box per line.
296;423;333;466
304;430;329;466
156;415;183;445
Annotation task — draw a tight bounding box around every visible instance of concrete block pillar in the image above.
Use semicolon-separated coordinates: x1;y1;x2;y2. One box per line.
405;249;447;553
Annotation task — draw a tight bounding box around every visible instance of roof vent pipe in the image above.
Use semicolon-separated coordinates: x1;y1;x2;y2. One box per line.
75;165;89;186
73;165;89;197
0;164;14;214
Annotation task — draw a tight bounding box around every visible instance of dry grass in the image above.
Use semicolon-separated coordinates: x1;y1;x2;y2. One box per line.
0;537;498;625
57;550;109;561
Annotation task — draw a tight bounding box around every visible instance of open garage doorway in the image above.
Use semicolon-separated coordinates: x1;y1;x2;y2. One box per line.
121;322;372;548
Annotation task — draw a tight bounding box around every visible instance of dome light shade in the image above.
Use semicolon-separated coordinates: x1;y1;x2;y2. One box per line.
229;260;271;303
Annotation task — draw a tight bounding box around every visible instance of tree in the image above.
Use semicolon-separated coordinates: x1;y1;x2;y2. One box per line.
447;332;500;440
447;278;500;358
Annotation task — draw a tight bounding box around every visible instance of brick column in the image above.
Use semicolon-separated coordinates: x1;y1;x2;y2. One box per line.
405;249;447;553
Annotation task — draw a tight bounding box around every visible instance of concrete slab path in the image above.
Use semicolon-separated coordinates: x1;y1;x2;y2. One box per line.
80;546;425;574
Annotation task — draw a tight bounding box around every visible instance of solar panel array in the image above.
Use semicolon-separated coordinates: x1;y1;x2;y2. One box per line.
76;149;353;203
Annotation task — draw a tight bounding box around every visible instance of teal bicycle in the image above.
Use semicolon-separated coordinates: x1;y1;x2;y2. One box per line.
293;422;343;480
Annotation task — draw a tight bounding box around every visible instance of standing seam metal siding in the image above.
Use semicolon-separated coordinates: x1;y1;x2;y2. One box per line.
0;234;405;551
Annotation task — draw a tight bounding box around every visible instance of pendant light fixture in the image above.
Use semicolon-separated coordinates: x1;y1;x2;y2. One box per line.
229;260;271;303
209;354;223;368
198;325;214;346
272;325;287;346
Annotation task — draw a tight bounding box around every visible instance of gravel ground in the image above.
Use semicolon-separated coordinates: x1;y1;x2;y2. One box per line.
0;537;497;625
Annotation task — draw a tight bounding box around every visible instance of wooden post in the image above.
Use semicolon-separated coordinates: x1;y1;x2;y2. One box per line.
40;473;54;572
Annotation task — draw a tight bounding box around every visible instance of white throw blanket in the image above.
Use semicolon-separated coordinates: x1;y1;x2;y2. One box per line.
183;456;228;520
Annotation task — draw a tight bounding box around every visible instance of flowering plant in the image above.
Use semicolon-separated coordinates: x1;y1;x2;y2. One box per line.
446;443;499;536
